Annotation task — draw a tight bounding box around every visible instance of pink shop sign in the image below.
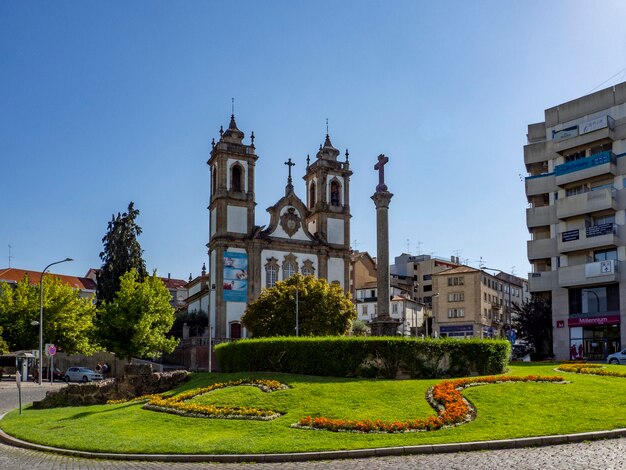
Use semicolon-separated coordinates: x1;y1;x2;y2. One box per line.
568;315;620;327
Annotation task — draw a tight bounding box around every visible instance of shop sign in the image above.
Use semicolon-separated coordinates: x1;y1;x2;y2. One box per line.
556;321;565;328
586;223;614;238
440;324;473;333
579;115;609;135
552;125;578;141
561;229;579;242
568;315;620;327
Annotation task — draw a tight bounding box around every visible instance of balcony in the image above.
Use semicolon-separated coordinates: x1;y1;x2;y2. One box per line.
526;205;556;228
527;237;557;261
528;271;556;292
556;187;616;219
557;223;620;253
553;125;614;154
558;259;619;287
524;140;550;166
555;151;616;186
525;173;556;197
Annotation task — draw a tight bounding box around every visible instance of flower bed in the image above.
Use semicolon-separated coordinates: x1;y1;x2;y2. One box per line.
557;363;626;378
109;379;289;421
296;375;564;433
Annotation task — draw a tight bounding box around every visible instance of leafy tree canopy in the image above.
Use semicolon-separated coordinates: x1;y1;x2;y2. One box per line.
97;202;147;304
96;269;178;361
242;274;356;337
512;296;553;358
170;309;208;339
0;274;97;354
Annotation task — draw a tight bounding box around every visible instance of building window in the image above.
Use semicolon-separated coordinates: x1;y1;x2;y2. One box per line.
309;182;316;208
330;180;341;206
448;292;464;302
447;276;464;286
282;253;299;280
423;274;432;281
302;259;315;276
362;305;368;317
594;248;617;262
265;257;279;288
448;308;465;318
231;163;244;193
423;285;433;292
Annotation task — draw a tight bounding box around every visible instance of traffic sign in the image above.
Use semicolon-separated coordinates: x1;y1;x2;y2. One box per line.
45;343;57;357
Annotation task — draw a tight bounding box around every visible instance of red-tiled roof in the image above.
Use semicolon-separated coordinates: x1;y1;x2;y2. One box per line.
0;268;97;291
161;277;187;289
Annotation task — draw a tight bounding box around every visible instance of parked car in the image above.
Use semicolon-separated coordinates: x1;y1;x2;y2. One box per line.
63;367;103;383
40;367;64;381
606;349;626;365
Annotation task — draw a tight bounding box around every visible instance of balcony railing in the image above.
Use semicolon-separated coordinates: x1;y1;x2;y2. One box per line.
554;151;615;177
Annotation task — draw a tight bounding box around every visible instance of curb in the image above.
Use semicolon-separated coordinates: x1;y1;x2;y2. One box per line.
1;419;625;463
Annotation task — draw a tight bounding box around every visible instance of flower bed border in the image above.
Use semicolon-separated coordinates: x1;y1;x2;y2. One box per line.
557;363;626;378
109;379;289;421
295;375;565;434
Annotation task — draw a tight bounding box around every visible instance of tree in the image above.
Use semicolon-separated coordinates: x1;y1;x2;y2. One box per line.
242;274;356;337
97;202;147;304
350;319;370;337
170;309;209;339
512;296;553;358
96;269;178;361
0;274;97;354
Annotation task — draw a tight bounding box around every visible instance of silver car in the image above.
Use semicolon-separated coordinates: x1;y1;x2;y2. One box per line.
63;367;103;383
606;349;626;365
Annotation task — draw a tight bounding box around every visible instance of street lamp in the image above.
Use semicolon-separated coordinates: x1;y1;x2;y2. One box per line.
582;289;600;313
39;258;73;385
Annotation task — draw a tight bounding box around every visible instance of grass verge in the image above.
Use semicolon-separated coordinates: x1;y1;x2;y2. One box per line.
1;363;625;454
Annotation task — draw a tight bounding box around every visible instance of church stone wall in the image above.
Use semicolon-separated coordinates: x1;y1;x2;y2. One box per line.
271;206;309;241
260;249;319;287
327;217;345;245
328;257;345;287
227;206;248;233
210;209;216;237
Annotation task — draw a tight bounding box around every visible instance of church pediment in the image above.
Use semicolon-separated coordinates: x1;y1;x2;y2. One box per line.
262;193;315;242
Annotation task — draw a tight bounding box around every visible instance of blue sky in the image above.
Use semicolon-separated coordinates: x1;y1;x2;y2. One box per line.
2;1;626;280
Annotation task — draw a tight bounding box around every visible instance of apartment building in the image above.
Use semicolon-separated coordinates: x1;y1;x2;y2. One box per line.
391;254;460;305
525;82;626;360
432;266;517;339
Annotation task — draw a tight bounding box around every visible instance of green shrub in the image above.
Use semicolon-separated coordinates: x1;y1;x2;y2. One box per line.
215;337;510;379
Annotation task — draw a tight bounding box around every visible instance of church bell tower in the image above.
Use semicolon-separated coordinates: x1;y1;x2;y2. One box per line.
207;115;257;338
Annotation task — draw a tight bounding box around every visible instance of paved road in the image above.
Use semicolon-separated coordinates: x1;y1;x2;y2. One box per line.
0;379;625;469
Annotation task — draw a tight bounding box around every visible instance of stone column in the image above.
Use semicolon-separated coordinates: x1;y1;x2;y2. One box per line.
370;154;400;336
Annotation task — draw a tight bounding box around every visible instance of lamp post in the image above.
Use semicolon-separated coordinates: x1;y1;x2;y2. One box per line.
582;289;600;313
39;258;73;385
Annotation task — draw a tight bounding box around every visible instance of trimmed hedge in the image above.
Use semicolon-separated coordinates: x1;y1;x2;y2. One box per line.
214;337;510;379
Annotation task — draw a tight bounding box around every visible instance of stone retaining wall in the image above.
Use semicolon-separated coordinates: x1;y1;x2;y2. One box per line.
31;370;189;409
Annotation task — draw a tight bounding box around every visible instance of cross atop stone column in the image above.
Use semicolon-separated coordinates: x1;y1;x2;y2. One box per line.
374;154;389;192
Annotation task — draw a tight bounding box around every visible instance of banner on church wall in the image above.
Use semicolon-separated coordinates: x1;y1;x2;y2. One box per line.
223;251;248;302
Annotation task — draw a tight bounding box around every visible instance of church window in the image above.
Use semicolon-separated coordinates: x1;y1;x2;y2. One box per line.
302;260;315;276
330;180;341;206
231;163;244;193
309;182;316;208
282;254;298;280
265;257;279;288
211;167;216;195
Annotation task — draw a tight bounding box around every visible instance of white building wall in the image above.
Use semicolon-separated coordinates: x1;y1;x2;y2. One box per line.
327;217;344;244
328;257;345;288
226;302;247;338
227;206;248;233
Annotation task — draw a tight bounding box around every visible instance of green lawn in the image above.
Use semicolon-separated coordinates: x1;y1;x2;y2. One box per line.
1;363;625;454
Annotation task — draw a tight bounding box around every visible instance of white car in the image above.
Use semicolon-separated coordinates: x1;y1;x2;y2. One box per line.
63;367;103;383
606;349;626;365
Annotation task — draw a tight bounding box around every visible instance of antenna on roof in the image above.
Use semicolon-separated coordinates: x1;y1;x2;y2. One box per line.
406;239;410;253
7;244;13;268
416;241;422;256
231;97;235;116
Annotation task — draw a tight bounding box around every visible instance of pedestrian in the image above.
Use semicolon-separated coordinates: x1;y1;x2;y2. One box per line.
95;363;102;374
102;362;110;377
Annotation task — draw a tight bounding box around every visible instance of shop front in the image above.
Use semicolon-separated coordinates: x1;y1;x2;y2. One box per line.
568;315;621;360
439;324;473;338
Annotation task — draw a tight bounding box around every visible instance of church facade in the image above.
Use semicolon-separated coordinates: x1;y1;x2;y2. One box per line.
207;115;352;339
